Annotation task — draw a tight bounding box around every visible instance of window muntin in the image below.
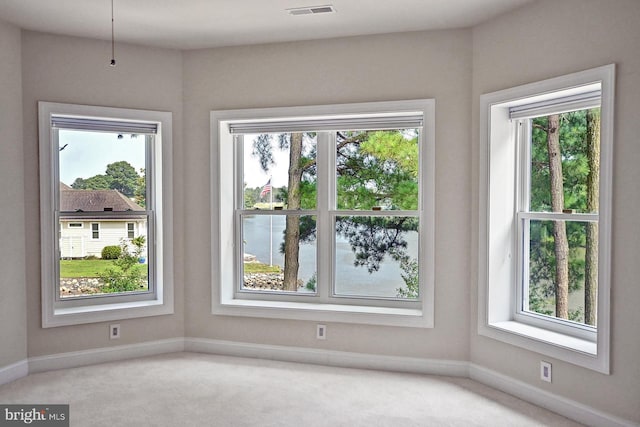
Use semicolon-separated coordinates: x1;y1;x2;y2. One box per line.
40;102;173;327
478;64;614;372
241;214;317;293
333;215;419;299
215;100;434;327
53;117;154;302
241;132;317;210
516;108;601;332
238;132;317;295
91;223;100;239
332;128;420;300
233;121;424;305
336;129;419;211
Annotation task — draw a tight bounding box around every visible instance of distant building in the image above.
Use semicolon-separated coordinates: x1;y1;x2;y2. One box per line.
59;183;147;258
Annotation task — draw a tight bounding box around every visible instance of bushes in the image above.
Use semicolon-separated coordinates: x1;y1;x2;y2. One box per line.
99;237;147;293
101;245;121;260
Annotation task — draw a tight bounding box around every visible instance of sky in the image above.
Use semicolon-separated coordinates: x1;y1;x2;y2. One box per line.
243;134;291;189
59;131;296;189
59;130;146;185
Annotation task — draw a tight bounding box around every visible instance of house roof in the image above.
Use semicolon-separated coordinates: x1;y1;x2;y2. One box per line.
60;187;144;213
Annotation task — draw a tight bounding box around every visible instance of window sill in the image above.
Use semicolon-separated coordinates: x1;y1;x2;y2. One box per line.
490;320;596;355
44;298;173;328
479;320;606;373
213;298;432;328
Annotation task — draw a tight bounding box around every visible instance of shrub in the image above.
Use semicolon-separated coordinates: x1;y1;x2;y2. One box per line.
101;245;122;260
99;237;147;293
305;273;317;292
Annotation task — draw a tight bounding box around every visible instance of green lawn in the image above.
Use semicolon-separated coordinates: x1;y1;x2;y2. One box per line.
60;259;276;278
252;202;285;210
60;259;147;278
243;262;281;274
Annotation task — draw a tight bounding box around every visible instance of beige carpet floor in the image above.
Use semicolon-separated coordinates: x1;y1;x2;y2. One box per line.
0;352;582;426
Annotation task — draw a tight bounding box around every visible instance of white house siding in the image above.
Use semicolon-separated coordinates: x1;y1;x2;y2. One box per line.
60;219;147;258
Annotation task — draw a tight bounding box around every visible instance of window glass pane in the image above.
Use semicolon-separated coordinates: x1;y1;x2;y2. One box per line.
59;220;149;298
242;133;317;210
336;129;419;211
529;108;600;214
334;215;419;299
57;129;149;298
59;130;147;209
525;219;598;326
91;223;99;239
241;214;317;294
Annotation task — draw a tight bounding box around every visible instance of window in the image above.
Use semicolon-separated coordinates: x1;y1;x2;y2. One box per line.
91;223;100;239
478;65;614;373
213;100;435;327
39;102;174;327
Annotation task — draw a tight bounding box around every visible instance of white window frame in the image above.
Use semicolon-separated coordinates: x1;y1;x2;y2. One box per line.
39;102;174;328
68;222;83;228
478;65;614;373
127;222;135;239
91;222;100;240
212;100;435;328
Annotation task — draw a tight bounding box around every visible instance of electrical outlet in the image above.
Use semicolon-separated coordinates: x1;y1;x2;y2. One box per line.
110;324;121;340
540;361;552;382
316;324;326;340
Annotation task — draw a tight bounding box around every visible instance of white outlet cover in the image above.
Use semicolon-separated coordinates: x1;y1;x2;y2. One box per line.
540;361;552;382
317;324;326;340
110;324;121;339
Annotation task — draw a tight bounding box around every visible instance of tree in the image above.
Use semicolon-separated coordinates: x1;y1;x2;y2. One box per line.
72;174;112;191
71;161;144;203
585;109;600;326
283;133;304;290
336;130;418;210
99;236;147;293
396;256;419;299
529;109;599;323
252;129;419;296
105;161;139;198
545;114;570;320
134;168;146;207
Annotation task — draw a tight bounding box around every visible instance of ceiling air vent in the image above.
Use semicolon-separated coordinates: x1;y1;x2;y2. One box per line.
287;5;336;16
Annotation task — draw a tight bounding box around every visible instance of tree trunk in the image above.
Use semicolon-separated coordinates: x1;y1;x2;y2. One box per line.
283;133;303;291
585;109;600;325
547;114;569;319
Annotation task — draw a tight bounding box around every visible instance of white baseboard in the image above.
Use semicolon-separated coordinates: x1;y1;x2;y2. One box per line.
186;338;635;427
2;338;633;427
0;359;29;386
28;338;184;374
184;337;469;377
469;364;636;427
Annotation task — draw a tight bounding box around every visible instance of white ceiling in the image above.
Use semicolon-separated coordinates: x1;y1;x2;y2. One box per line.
0;0;532;50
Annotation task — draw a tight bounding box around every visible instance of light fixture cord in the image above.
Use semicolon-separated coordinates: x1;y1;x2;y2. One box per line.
110;0;116;66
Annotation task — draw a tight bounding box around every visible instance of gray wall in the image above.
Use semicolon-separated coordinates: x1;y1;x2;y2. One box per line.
0;19;27;368
470;0;640;421
21;32;186;356
183;29;473;359
2;0;638;421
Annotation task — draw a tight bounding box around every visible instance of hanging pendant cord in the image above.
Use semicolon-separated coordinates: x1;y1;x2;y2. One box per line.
110;0;116;66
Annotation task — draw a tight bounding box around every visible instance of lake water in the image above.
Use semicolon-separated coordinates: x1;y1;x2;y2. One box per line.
242;215;418;298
